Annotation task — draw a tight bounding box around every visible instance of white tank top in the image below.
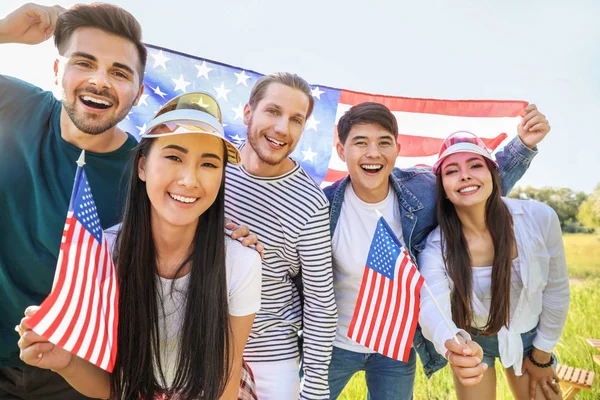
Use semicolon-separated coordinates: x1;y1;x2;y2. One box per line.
471;257;522;329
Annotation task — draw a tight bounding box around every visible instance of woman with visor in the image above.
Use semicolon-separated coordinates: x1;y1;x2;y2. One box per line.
16;93;263;400
418;131;569;400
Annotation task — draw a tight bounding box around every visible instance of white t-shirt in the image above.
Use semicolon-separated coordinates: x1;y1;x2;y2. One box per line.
331;183;404;353
104;228;262;387
156;237;262;387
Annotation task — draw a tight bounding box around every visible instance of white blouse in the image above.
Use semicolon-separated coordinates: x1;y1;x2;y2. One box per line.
418;198;570;376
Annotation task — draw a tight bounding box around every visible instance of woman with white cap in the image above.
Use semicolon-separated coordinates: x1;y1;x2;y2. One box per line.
16;92;262;400
418;131;569;400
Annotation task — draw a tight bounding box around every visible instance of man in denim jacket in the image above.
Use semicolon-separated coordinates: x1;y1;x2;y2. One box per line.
323;102;550;399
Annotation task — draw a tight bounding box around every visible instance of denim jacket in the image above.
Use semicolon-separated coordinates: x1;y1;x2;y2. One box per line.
323;136;537;378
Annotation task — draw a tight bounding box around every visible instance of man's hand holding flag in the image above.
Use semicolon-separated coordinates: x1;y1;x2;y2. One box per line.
16;151;119;373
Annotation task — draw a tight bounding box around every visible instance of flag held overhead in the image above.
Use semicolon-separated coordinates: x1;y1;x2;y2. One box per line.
119;44;527;188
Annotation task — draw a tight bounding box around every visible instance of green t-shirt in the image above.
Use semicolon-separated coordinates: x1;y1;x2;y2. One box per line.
0;75;138;366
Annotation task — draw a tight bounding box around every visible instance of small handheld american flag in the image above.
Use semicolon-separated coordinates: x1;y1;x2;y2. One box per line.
347;216;424;362
28;151;119;372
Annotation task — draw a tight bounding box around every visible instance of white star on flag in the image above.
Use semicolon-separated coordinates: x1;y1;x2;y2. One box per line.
126;111;132;120
232;103;244;120
214;82;231;102
151;85;167;99
305;115;320;132
136;93;149;107
122;45;529;196
195;61;213;79
234;70;251;86
151;50;170;70
311;86;325;100
172;74;191;93
231;134;244;144
136;123;147;136
301;147;318;163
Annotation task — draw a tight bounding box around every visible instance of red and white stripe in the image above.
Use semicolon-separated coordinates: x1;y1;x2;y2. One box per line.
322;91;527;186
348;250;424;362
28;211;119;372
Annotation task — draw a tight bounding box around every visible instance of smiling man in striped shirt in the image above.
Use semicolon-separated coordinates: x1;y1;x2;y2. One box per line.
224;72;337;400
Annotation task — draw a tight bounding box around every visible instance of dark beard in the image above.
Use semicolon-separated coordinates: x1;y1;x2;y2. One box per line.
63;88;132;135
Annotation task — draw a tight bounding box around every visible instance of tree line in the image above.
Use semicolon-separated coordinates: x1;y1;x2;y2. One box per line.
508;183;600;233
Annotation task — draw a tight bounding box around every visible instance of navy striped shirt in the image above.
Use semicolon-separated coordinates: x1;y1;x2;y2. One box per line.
224;161;337;400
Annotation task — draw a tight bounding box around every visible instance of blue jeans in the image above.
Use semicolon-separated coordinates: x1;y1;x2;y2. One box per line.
470;326;556;369
328;346;416;400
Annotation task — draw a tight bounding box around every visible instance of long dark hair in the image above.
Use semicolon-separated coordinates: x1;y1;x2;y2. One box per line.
436;158;515;335
110;137;230;399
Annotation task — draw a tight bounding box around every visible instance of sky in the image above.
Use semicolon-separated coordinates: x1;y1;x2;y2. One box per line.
1;0;599;193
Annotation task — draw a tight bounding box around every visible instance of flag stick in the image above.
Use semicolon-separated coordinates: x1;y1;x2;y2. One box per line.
373;209;461;346
76;150;86;167
422;280;461;345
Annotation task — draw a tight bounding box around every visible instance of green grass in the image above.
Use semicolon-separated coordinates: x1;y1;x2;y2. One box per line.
563;234;600;279
338;234;600;399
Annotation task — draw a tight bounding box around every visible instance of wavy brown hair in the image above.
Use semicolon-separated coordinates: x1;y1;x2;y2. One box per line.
436;158;515;335
248;72;315;119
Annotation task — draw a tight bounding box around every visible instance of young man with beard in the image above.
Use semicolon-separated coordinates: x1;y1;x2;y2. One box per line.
0;3;145;399
323;102;550;399
224;73;337;399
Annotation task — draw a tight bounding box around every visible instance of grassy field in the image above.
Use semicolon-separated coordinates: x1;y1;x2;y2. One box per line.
562;234;600;279
339;233;600;399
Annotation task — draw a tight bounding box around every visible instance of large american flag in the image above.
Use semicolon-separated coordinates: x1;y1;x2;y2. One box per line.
347;217;424;362
28;153;119;372
119;44;527;186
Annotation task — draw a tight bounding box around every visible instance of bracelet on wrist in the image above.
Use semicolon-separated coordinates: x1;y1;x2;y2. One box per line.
527;350;554;368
